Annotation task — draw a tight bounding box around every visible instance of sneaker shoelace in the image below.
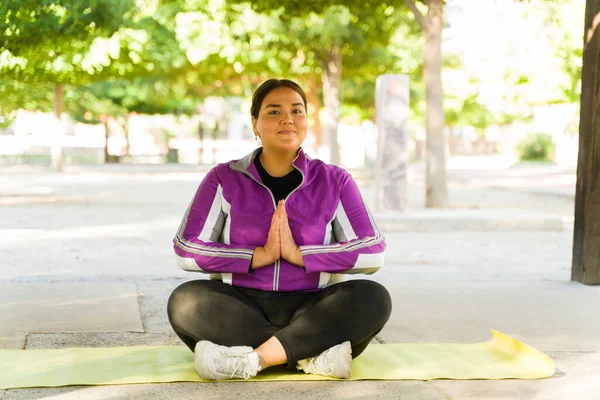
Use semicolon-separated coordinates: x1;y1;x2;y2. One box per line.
210;349;255;379
311;349;336;376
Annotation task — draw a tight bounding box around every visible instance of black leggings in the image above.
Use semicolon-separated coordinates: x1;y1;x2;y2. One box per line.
167;279;392;366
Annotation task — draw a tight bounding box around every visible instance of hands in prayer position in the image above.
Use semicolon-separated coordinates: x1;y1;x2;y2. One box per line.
252;200;305;269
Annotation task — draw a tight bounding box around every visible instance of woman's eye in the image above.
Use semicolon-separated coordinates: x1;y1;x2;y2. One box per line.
266;109;303;115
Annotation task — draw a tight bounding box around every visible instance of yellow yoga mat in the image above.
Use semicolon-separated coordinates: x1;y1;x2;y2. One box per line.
0;330;554;389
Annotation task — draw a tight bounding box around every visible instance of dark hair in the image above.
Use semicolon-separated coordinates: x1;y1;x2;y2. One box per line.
250;79;307;119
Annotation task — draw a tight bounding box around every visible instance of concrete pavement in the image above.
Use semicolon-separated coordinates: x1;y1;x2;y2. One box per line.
1;161;598;400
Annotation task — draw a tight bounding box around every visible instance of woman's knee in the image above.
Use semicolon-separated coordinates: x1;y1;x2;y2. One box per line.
344;279;392;322
167;280;218;325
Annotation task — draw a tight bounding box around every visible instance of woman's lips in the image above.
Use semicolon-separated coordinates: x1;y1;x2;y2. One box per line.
278;130;296;134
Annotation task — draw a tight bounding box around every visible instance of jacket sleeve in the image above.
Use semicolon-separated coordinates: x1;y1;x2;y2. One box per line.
299;172;386;274
173;168;256;274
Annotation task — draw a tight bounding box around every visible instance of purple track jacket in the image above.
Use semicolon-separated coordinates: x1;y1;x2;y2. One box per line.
173;148;386;292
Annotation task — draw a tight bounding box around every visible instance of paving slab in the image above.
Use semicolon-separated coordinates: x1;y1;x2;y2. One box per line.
0;283;144;336
430;351;600;400
373;209;565;232
360;183;575;218
0;213;187;281
25;332;181;349
2;381;446;400
378;281;600;352
379;230;573;282
137;279;187;333
444;164;577;199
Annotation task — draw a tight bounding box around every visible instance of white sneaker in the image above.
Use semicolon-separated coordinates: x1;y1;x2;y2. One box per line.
194;341;261;380
296;341;352;379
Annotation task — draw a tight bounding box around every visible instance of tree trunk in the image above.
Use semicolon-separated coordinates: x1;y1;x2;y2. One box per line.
212;122;219;164
103;117;110;163
423;0;448;208
198;121;205;164
321;45;342;165
52;84;64;172
308;72;322;154
572;0;600;285
123;113;130;160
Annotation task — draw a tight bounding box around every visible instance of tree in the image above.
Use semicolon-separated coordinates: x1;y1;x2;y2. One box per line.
0;0;193;168
225;0;409;165
0;81;55;126
65;89;126;163
66;74;198;162
538;0;585;105
221;0;447;206
232;0;450;206
572;0;600;284
0;0;137;170
404;0;447;207
300;5;408;165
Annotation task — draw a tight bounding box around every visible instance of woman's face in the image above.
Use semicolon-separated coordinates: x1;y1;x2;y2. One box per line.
252;87;308;152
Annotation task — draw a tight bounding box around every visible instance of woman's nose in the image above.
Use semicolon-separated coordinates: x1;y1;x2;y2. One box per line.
281;112;294;123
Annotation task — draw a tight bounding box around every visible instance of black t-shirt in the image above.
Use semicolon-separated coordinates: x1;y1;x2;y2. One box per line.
254;154;302;203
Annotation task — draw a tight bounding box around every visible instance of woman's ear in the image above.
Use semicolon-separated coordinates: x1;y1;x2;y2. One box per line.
251;117;258;135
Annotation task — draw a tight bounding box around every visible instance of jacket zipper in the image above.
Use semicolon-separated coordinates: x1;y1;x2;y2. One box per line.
238;155;305;292
276;161;305;291
240;174;279;290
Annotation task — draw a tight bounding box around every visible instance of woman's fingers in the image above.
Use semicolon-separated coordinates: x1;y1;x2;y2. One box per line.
279;200;288;221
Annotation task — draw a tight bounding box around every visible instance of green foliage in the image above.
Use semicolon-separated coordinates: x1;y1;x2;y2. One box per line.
64;75;199;125
0;0;198;125
0;0;134;55
0;0;137;84
516;132;555;161
0;114;16;130
231;0;402;17
539;0;583;104
0;80;54;114
88;77;197;116
0;0;584;140
446;93;493;133
174;2;293;97
0;0;193;85
222;0;415;114
338;5;421;118
65;89;125;124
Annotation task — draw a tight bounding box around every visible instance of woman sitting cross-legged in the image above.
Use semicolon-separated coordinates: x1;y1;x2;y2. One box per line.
168;78;392;380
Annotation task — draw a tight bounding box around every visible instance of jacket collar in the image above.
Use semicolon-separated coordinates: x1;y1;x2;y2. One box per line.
230;147;309;182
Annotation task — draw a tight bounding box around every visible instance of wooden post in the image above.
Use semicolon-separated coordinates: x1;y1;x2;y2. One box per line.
572;0;600;284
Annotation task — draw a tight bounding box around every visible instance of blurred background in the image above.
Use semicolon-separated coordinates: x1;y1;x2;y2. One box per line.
0;0;583;189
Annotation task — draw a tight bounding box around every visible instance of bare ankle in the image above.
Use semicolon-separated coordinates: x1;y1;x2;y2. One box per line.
253;337;288;369
255;352;268;370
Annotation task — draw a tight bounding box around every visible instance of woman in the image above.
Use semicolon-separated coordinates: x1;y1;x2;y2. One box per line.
168;79;391;380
